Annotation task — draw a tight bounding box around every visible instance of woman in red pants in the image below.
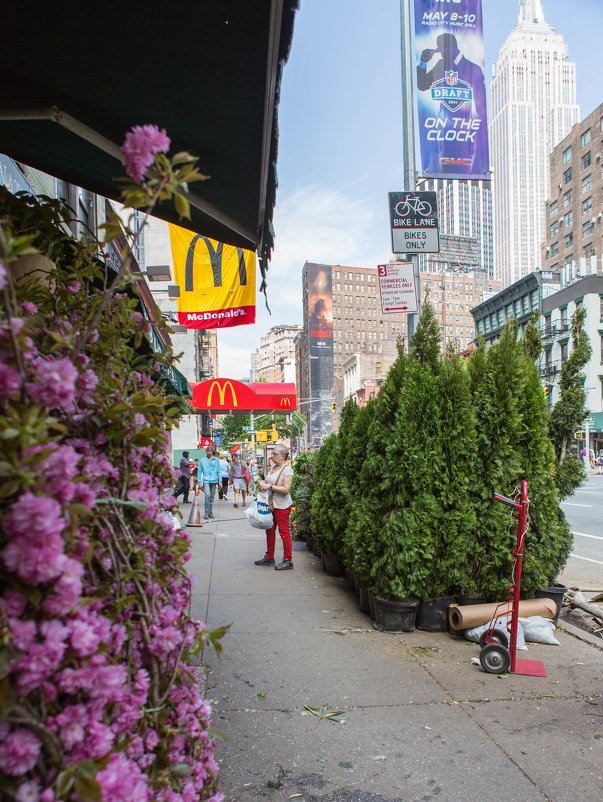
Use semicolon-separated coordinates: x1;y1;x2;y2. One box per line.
254;444;294;571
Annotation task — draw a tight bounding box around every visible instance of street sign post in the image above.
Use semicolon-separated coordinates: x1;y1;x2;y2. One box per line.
388;190;440;254
377;263;418;314
583;417;594;426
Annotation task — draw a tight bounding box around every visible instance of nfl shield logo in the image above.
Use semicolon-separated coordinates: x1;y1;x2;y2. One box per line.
445;70;458;86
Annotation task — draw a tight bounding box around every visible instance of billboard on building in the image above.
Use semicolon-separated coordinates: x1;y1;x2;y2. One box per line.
306;264;334;444
168;223;256;329
414;0;490;180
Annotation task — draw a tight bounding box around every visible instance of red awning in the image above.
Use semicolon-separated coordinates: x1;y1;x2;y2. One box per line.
190;379;296;414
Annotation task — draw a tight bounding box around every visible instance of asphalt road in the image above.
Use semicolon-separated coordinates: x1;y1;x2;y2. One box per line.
558;472;603;590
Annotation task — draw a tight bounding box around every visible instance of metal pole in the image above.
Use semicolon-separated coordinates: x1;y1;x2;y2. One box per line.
400;0;420;341
250;411;256;460
584;419;590;470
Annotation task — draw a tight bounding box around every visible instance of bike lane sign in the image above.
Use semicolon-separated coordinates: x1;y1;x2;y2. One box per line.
388;190;439;254
377;262;418;314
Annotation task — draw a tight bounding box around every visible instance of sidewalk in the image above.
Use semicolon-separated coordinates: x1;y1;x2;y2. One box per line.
186;496;603;802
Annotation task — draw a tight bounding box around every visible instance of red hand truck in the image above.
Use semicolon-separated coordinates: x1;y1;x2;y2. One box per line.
479;480;546;677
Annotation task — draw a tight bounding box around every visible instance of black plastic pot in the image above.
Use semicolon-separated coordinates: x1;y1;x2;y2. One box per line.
322;552;346;577
305;536;314;551
372;596;419;633
535;584;567;624
358;586;371;615
455;595;489;607
368;590;376;621
312;541;321;558
416;596;455;632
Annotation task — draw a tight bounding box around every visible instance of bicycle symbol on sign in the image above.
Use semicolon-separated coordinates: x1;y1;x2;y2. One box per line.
395;195;432;217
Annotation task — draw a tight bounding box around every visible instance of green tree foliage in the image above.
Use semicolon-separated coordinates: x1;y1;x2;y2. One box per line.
291;450;317;541
220;412;291;449
309;434;337;551
308;304;573;603
345;339;409;586
549;306;591;498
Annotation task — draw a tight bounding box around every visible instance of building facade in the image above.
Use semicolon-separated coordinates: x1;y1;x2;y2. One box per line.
418;178;493;277
418;235;501;350
471;270;561;346
299;262;408;446
143;217;218;452
540;275;603;452
489;0;579;288
253;324;302;384
542;103;603;281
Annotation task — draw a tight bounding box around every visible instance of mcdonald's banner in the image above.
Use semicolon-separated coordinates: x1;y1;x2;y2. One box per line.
168;223;256;329
191;379;297;412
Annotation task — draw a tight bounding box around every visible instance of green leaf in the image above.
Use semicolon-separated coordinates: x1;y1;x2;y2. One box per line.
316;756;328;764
174;193;191;220
172;763;191;777
254;692;266;702
339;761;353;769
73;773;101;802
207;725;226;742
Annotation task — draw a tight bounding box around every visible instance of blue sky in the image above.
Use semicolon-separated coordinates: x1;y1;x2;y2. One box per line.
217;0;603;379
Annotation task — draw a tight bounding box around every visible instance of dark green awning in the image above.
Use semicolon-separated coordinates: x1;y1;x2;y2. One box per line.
0;1;297;279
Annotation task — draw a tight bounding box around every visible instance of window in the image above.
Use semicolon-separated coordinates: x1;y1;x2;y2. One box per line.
549;200;558;217
560;341;568;363
563;210;573;227
581;129;591;148
583;219;594;237
600;295;603;322
581;151;592;170
582;174;592;193
565;253;574;266
561;307;568;326
582;196;593;215
564;232;573;248
584;242;595;258
549;221;558;237
601;334;603;363
563;166;572;184
563;145;572;164
550;241;559;257
563;189;572;207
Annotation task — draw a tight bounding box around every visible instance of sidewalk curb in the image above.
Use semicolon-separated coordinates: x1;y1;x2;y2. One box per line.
557;617;603;651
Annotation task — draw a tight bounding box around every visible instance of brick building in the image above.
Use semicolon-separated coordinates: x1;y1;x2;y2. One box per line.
542;103;603;282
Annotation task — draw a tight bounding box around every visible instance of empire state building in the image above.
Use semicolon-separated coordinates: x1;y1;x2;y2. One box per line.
489;0;579;287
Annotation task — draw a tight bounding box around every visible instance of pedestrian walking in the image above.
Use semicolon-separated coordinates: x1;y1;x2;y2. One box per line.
174;450;191;503
218;453;230;500
255;444;294;571
229;452;248;508
597;453;603;474
199;446;221;519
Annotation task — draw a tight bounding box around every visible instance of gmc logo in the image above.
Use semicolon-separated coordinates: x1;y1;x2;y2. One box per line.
440;157;473;166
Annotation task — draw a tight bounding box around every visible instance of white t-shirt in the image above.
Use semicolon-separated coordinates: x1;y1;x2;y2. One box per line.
266;464;293;509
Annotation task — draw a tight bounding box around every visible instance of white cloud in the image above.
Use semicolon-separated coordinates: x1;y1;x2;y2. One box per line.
217;182;390;378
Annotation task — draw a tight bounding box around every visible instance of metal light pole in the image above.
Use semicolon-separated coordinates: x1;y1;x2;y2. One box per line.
400;0;420;340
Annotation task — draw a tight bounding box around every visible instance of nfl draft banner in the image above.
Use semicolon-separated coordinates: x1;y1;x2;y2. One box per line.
168;223;256;329
414;0;490;180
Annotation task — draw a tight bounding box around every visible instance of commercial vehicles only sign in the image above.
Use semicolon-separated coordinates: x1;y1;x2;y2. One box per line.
377;263;418;314
388;190;440;254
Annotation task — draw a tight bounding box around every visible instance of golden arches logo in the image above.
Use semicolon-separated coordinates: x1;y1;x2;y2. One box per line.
206;380;238;408
279;397;291;407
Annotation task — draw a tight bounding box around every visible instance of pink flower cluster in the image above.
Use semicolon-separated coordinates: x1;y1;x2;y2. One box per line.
121;124;171;182
1;183;223;802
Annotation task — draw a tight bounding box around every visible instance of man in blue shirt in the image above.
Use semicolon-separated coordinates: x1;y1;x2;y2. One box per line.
199;446;221;519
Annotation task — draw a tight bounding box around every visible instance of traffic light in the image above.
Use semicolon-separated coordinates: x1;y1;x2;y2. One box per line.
542;385;549;399
574;431;584;440
331;402;336;412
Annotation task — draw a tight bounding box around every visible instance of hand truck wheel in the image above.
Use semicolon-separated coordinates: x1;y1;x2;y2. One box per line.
479;642;511;674
479;628;509;648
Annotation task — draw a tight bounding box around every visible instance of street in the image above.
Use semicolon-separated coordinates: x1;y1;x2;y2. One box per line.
558;473;603;590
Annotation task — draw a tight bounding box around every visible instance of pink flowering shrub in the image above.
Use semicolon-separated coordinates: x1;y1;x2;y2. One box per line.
0;164;224;801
